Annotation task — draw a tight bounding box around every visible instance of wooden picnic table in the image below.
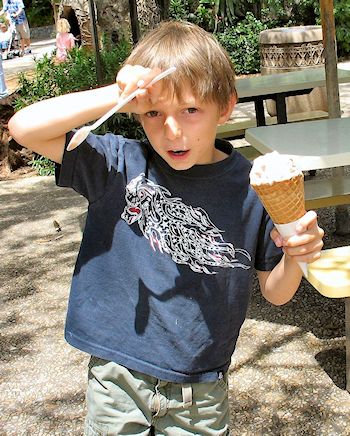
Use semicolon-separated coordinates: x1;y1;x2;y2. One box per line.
236;67;350;126
245;117;350;171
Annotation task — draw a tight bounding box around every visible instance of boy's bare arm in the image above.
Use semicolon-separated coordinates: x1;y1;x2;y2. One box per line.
8;66;164;164
8;84;120;164
257;211;324;305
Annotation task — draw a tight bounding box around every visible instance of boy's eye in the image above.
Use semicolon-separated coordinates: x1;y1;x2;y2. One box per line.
145;111;159;118
186;108;198;114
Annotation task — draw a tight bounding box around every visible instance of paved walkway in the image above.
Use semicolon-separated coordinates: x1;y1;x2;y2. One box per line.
2;38;56;93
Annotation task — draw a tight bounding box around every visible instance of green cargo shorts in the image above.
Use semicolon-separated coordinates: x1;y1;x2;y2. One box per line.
85;356;230;435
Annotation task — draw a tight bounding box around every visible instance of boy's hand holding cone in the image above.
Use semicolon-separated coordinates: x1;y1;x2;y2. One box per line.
250;151;308;276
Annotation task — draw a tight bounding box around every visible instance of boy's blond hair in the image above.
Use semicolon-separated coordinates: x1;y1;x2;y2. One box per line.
57;18;71;34
125;21;237;110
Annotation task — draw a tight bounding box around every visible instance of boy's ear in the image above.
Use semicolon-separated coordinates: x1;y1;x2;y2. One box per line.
218;94;237;124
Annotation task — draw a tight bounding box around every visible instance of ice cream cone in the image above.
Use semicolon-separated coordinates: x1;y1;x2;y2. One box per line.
251;173;306;225
250;161;307;277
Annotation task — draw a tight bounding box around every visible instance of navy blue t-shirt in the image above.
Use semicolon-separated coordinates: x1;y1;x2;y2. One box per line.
56;133;283;383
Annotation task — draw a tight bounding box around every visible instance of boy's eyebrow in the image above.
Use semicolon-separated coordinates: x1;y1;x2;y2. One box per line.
177;97;197;106
157;93;197;107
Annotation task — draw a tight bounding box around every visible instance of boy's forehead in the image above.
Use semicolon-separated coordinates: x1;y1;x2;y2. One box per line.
158;81;198;106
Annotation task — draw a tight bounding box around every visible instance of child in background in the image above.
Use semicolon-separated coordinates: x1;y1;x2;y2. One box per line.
55;18;75;63
8;21;324;435
0;21;12;59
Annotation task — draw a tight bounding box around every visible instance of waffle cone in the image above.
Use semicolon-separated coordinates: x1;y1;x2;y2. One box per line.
251;173;306;224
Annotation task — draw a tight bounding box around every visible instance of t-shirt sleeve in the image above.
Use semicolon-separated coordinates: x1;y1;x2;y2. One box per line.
55;132;123;203
254;209;283;271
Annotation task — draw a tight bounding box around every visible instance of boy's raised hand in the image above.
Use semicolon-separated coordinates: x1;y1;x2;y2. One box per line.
116;65;165;114
270;210;324;264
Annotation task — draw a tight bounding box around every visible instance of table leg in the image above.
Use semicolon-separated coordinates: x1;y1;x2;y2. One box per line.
254;100;266;127
275;93;288;124
346;297;350;392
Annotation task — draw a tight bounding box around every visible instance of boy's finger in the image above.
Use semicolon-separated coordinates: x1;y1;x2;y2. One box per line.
270;227;283;247
139;68;162;88
295;210;317;233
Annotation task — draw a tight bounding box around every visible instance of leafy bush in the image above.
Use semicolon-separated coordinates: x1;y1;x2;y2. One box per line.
216;13;268;74
15;41;146;176
15;42;132;107
334;0;350;58
28;154;56;176
168;0;192;21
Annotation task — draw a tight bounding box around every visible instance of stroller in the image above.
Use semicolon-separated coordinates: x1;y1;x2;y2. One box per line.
1;21;20;60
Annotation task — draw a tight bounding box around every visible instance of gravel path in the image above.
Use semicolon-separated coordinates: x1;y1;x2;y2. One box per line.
1;175;350;435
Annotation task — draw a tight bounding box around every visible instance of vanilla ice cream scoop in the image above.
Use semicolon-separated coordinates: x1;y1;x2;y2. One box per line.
250;151;302;185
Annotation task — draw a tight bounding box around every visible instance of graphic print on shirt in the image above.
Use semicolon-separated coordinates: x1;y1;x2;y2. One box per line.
121;174;251;274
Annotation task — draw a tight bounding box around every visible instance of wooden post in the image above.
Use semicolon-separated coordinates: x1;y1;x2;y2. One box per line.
320;0;350;235
129;0;140;45
320;0;341;119
156;0;170;19
88;0;103;86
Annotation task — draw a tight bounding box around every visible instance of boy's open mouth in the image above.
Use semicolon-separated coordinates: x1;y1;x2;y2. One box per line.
169;150;188;156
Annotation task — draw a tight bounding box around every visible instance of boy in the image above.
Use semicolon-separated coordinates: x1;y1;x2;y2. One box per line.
9;21;324;435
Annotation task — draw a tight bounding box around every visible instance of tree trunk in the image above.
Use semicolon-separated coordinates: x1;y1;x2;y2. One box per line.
156;0;170;19
129;0;140;44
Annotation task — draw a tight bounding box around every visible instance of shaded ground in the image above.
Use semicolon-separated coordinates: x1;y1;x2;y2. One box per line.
1;175;350;435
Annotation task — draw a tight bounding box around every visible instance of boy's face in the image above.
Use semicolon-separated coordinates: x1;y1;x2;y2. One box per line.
138;82;235;170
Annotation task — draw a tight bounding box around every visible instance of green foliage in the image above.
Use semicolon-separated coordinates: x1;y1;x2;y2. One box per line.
259;0;320;27
334;0;350;58
28;154;56;176
194;1;216;31
213;0;255;27
14;41;146;175
15;41;132;109
216;13;268;75
168;0;256;31
24;0;54;27
15;41;127;102
168;0;191;20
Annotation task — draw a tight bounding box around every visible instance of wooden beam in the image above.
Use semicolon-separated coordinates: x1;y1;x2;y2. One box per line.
319;0;349;234
129;0;140;45
319;0;341;119
88;0;103;85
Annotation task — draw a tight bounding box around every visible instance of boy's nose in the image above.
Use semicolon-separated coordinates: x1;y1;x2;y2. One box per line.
164;116;182;140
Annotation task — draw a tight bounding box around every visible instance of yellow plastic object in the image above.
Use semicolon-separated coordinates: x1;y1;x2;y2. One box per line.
307;246;350;298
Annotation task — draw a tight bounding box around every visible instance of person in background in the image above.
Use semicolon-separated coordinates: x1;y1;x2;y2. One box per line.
55;18;75;63
0;21;11;59
0;0;31;56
